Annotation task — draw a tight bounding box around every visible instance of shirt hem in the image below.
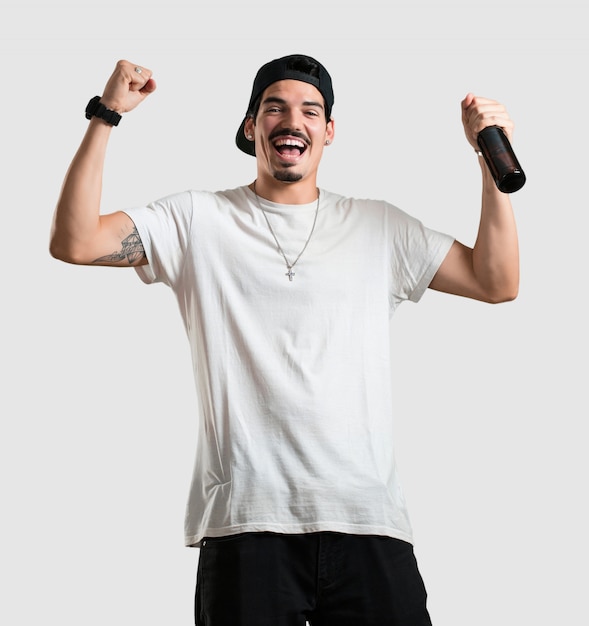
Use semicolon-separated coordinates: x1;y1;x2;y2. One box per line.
185;522;414;548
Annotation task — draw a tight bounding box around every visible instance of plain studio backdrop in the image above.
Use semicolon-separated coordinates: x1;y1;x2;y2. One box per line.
1;1;586;624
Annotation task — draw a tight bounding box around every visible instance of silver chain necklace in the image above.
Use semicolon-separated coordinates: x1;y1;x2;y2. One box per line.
252;181;320;281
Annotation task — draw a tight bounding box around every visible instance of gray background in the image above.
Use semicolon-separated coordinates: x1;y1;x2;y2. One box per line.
1;0;587;624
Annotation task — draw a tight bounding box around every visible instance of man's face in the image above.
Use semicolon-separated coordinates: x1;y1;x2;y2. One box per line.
245;79;334;184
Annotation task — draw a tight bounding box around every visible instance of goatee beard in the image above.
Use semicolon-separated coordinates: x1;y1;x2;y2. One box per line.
273;170;303;183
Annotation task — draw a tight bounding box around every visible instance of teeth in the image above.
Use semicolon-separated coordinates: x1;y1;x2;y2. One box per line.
274;138;305;148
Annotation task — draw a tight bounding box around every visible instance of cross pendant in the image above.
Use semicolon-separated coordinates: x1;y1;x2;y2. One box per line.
285;267;295;281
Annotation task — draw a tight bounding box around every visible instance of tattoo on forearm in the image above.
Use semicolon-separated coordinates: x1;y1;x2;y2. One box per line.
93;227;146;265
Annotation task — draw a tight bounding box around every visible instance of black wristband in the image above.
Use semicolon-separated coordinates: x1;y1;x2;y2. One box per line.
85;96;122;127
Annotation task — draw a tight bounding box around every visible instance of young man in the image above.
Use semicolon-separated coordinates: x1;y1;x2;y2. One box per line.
50;54;519;625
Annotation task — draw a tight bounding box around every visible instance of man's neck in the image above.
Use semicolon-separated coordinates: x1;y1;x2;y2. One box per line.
250;175;319;205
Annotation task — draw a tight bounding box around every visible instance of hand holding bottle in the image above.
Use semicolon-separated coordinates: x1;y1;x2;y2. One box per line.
461;94;526;193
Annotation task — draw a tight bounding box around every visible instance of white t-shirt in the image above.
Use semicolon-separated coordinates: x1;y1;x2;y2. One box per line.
124;185;454;547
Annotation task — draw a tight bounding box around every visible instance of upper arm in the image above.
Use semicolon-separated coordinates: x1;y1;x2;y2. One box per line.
92;212;148;267
429;240;486;301
50;210;148;267
430;236;519;304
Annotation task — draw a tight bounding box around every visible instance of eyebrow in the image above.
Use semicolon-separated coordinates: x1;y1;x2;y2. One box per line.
262;96;324;110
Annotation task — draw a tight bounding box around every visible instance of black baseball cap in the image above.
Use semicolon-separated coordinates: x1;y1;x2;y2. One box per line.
235;54;334;156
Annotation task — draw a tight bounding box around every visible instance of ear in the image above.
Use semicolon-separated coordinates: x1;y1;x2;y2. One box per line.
244;117;255;141
325;117;335;144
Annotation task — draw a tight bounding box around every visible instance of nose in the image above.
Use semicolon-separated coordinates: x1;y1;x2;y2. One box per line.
282;107;304;130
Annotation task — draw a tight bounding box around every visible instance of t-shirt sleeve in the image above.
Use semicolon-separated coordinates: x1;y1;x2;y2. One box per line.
387;204;455;306
123;190;194;287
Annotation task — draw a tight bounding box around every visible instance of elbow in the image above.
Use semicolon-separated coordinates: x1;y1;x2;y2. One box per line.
485;282;519;304
49;238;63;262
49;235;84;265
477;264;520;304
49;235;70;263
487;292;518;305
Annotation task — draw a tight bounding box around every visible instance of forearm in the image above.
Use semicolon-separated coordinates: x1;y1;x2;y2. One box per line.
50;118;113;263
471;158;520;302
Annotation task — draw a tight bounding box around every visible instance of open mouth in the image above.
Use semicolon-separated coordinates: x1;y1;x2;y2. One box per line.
273;137;308;158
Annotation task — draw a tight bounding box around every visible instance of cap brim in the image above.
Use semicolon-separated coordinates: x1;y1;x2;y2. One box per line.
235;117;256;156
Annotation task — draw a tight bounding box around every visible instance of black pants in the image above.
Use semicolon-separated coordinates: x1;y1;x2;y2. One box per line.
195;532;432;626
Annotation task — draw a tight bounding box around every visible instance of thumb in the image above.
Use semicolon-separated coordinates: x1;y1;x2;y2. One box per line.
461;92;475;111
140;77;157;95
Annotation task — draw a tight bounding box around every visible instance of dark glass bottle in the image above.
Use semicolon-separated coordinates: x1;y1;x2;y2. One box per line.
477;126;526;193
